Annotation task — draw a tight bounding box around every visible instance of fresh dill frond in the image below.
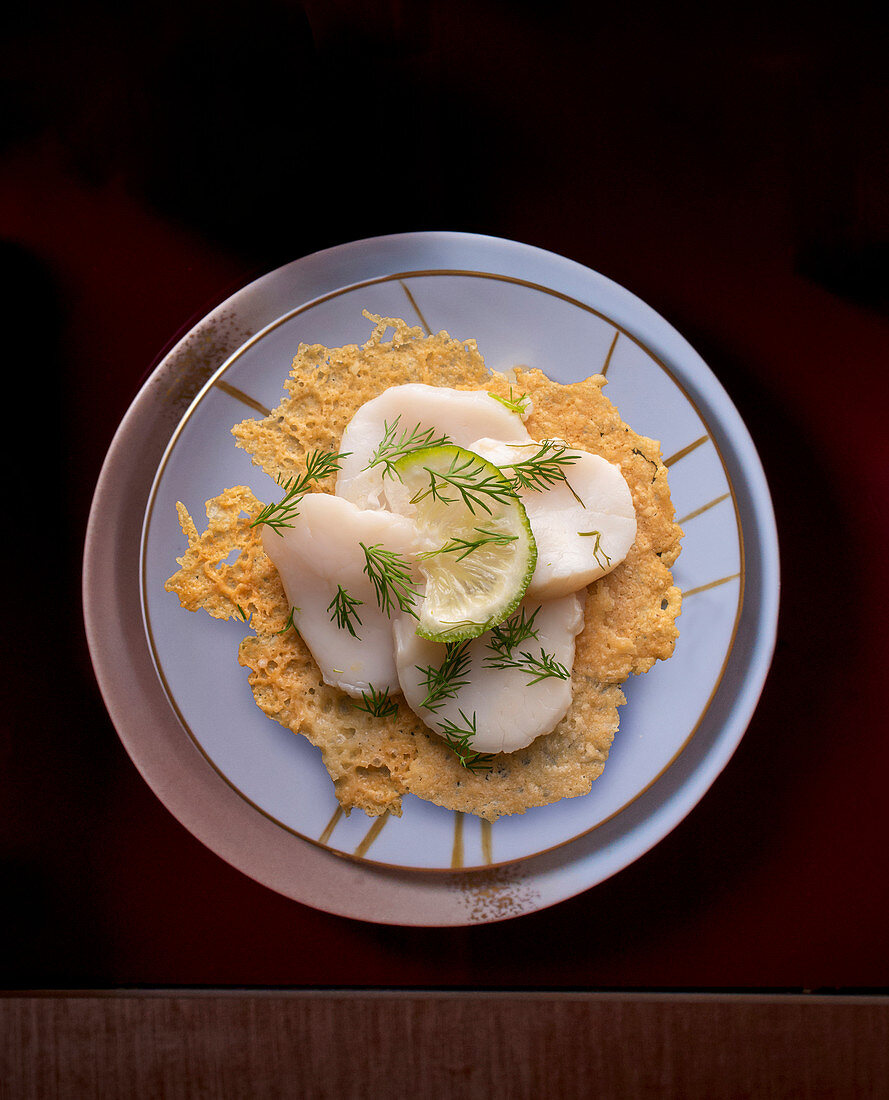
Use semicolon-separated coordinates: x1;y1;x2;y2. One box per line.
274;606;299;635
486;605;541;659
437;710;494;773
302;448;349;483
360;542;419;618
364;417;452;480
487;387;531;416
352;684;399;719
419;526;519;563
326;585;364;637
503;439;582;501
250;449;349;533
483;645;570;686
578;529;612;569
416;640;472;712
409;451;518;516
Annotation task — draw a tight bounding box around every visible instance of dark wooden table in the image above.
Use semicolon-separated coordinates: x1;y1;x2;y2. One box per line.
3;0;888;1093
3;992;887;1098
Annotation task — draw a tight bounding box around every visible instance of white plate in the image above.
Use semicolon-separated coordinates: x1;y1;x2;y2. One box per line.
84;232;779;923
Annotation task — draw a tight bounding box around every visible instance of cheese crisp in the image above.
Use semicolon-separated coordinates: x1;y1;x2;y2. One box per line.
165;314;682;820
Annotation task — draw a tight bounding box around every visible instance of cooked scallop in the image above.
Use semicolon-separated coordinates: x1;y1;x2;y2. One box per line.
393;593;585;754
470;438;637;599
261;493;426;697
335;384;532;508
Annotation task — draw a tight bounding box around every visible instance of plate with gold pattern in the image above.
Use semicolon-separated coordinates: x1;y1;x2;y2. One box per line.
84;232;778;923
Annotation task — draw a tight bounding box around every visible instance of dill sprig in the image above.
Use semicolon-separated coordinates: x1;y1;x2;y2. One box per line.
419;526;519;563
360;542;419;619
578;528;612;570
488;387;531;416
250;449;349;533
410;450;519;517
486;606;541;658
484;646;571;686
326;585;363;637
352;684;399;719
416;640;472;712
364;417;452;480
274;606;299;635
503;439;582;501
437;710;494;773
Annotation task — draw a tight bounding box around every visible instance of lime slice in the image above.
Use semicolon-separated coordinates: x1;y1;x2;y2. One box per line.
393;444;537;643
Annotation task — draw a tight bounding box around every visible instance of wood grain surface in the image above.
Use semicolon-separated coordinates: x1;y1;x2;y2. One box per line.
3;993;888;1099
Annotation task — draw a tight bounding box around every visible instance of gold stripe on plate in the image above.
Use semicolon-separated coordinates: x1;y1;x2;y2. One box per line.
678;492;731;525
318;806;343;846
213;379;271;416
480;819;493;865
451;812;465;869
354;814;389;858
683;573;741;598
664;435;709;467
601;330;620;377
400;280;432;335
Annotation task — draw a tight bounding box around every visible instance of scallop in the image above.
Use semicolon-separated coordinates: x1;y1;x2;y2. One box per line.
335;384;533;508
469;438;637;599
261;494;427;697
393;593;585;754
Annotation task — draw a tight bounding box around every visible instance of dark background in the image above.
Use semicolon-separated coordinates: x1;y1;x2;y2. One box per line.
3;0;888;989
